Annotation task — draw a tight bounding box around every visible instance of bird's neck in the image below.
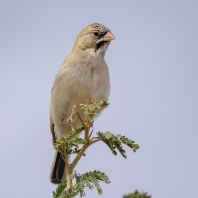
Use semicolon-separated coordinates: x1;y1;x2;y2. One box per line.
85;48;106;59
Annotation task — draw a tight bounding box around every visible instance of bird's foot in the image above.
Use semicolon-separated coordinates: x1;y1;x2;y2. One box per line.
60;105;77;131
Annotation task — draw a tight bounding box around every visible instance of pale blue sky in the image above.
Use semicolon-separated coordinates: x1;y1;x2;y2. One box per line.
0;1;198;197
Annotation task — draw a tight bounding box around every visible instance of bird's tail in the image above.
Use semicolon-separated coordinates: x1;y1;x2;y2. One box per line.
50;151;67;184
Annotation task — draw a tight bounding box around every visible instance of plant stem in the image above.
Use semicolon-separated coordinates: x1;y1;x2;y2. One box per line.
84;116;90;141
84;124;89;141
90;139;101;144
66;120;91;189
61;156;72;188
66;164;73;189
76;112;84;124
70;141;90;173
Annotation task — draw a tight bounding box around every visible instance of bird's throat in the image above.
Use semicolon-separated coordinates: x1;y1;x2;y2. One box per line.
95;41;105;51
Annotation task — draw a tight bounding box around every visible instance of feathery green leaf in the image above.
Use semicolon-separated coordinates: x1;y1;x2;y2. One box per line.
123;190;152;198
80;99;109;119
97;132;139;158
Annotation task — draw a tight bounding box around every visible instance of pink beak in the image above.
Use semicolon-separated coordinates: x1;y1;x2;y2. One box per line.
103;31;116;41
96;31;116;44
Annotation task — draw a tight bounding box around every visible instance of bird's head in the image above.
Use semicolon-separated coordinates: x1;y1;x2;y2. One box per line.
73;23;116;57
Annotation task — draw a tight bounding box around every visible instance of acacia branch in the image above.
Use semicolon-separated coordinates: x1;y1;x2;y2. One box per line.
70;142;91;173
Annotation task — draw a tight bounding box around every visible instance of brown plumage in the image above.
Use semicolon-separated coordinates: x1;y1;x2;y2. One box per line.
50;23;115;184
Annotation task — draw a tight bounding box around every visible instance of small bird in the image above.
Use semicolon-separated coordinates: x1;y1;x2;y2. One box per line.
50;23;115;184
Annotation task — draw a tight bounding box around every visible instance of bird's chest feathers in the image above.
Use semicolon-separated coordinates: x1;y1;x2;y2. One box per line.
78;59;107;88
73;58;109;100
58;54;110;102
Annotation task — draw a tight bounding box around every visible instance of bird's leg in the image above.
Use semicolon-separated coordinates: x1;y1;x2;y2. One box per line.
60;105;77;131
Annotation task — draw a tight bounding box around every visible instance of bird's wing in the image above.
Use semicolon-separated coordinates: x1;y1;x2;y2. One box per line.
50;83;56;145
50;113;56;145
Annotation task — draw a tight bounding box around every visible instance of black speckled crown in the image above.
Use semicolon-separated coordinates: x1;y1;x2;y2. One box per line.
91;23;110;34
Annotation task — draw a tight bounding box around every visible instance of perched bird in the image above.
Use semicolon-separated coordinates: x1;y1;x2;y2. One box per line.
50;23;115;184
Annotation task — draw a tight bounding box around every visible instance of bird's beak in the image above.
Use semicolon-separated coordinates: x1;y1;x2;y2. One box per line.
96;31;116;44
104;31;116;41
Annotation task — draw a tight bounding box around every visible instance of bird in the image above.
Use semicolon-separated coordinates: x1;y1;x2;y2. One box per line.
50;23;115;184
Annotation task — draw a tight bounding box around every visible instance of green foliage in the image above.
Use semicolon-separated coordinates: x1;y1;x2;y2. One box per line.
80;99;109;118
55;125;86;156
74;170;110;196
123;190;152;198
53;99;140;197
53;180;78;198
53;188;78;198
97;132;139;158
53;171;110;198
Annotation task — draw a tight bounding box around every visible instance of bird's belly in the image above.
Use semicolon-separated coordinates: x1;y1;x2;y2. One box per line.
75;65;110;102
51;61;110;135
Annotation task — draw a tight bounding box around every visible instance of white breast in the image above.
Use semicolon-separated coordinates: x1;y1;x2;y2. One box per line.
50;52;110;137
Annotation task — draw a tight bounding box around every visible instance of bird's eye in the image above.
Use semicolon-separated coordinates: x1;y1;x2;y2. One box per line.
93;32;99;37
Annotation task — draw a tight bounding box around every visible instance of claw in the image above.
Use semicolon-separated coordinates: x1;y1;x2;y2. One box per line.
60;105;77;131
